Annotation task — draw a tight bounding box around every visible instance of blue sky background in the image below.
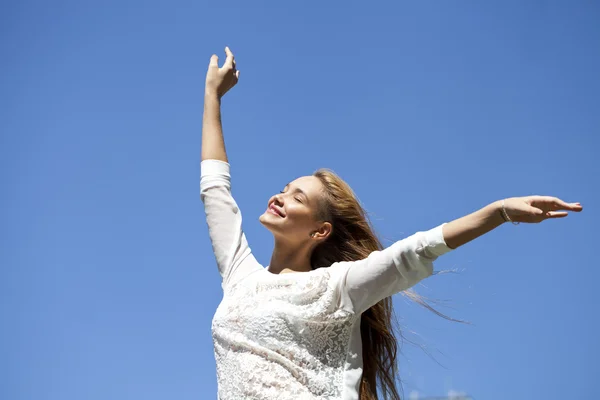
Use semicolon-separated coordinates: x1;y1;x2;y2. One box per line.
2;1;598;399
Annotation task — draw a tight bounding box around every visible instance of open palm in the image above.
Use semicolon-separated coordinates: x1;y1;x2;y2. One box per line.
504;196;583;224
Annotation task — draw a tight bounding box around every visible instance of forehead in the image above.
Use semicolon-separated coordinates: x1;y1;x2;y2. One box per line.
285;176;323;197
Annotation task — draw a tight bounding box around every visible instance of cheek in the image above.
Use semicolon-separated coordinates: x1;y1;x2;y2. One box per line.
285;208;314;230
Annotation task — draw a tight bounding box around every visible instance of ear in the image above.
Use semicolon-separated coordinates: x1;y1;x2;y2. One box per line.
317;221;333;239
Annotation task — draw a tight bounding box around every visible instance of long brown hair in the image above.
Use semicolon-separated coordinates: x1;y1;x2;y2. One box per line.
309;167;411;400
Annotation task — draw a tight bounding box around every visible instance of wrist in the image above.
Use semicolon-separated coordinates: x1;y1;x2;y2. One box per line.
204;88;221;100
490;200;507;225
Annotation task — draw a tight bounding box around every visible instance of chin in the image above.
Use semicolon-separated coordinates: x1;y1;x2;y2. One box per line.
259;213;281;235
258;213;273;228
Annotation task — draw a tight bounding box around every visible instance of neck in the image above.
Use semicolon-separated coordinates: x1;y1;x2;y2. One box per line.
268;237;314;274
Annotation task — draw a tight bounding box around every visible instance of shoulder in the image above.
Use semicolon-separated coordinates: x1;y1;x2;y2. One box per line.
320;262;356;313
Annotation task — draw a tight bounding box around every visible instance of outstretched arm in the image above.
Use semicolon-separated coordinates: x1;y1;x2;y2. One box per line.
442;196;583;249
337;195;582;314
201;46;239;162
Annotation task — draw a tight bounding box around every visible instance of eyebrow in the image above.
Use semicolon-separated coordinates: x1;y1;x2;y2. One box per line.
283;183;310;204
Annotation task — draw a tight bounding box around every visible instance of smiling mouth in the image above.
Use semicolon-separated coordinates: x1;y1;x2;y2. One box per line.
268;204;285;217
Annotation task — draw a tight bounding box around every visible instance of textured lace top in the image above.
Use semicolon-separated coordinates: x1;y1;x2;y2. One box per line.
200;160;452;400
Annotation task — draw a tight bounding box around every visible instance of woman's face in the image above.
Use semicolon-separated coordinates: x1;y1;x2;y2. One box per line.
259;176;329;243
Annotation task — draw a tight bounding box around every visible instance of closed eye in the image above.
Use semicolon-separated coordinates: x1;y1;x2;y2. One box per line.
279;190;303;203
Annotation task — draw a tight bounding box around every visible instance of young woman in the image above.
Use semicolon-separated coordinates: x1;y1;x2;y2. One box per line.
200;47;583;400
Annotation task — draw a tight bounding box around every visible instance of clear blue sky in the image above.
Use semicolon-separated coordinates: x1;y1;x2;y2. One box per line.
1;1;598;399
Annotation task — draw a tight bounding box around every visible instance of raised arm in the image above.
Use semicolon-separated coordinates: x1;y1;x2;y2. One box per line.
202;46;239;162
200;48;263;288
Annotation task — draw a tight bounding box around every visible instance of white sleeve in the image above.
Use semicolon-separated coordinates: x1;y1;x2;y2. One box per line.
335;225;452;314
200;160;262;289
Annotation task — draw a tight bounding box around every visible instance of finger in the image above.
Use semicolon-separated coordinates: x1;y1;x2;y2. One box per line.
545;211;569;219
235;70;240;79
528;206;544;215
532;196;583;212
224;46;234;68
544;198;583;212
561;201;583;211
209;54;219;67
549;197;582;211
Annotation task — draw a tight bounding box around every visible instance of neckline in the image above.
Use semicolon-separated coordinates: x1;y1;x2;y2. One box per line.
264;266;314;277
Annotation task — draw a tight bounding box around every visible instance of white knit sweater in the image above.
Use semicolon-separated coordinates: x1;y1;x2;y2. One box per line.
200;159;452;400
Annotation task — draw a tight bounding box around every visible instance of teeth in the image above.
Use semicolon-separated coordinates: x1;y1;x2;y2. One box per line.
270;205;283;217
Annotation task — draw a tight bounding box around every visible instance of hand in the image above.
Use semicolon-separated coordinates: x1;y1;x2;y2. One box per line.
205;46;239;98
502;196;583;224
